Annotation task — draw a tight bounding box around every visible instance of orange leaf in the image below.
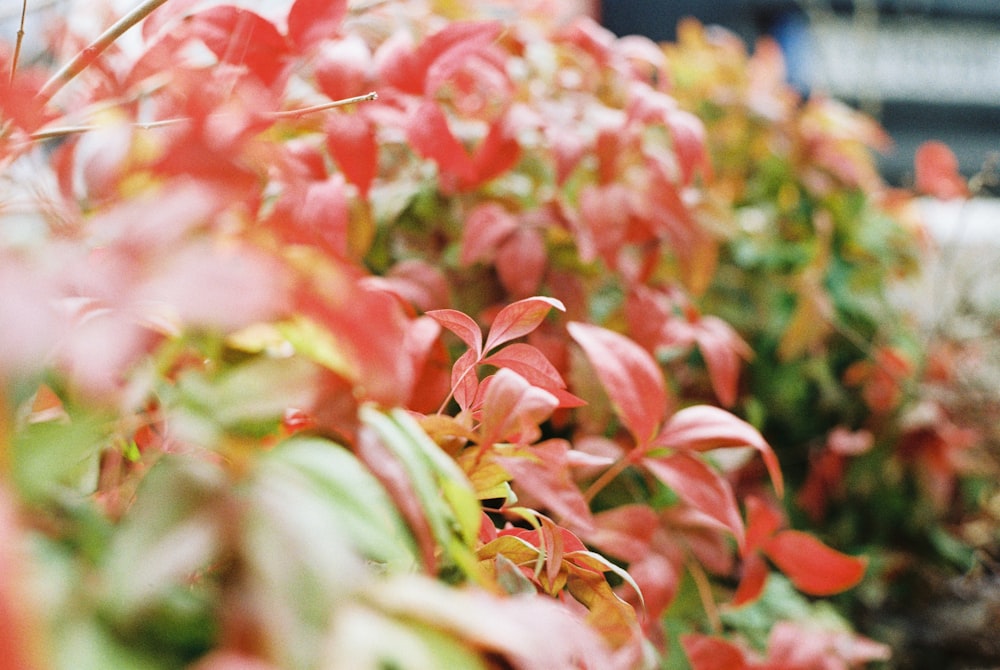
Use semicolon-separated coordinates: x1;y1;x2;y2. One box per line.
915;140;968;199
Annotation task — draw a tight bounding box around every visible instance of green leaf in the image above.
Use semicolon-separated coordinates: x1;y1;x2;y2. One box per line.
360;406;480;579
12;409;106;502
256;437;419;571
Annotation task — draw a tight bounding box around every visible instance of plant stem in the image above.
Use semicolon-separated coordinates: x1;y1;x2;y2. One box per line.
9;0;27;84
582;456;631;504
37;0;171;104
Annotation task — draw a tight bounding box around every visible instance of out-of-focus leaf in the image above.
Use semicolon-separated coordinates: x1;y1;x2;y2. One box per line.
763;530;867;597
256;437;418;571
12;409;106;502
460;202;519;266
0;486;46;670
495;440;593;532
914;140;968;200
568;322;668;446
183;7;290;86
652;405;783;498
681;633;749;670
287;0;347;51
102;457;226;621
358;574;614;669
326;113;378;198
496;227;547;299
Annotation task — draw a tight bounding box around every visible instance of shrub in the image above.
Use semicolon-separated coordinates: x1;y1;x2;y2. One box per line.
0;1;975;668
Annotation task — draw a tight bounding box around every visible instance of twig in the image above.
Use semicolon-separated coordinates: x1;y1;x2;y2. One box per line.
27;91;380;142
37;0;171;104
9;0;27;85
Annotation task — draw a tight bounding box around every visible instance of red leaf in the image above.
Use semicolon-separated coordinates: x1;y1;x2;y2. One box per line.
641;452;745;548
414;21;504;94
426;309;483;357
497;227;547;299
406;101;476;183
692;315;751;408
681;634;749;670
185;7;290;86
481;343;584;408
653;405;784;498
665;107;710;186
915;140;968;199
567;322;668;446
497;440;594;533
763;530;867;596
451;348;481;412
460;203;519;266
477;369;558;447
484;297;565;353
731;551;770;607
587;505;658;563
313;35;372;101
464;115;522;191
326;113;378;197
743;495;784;554
287;0;347;51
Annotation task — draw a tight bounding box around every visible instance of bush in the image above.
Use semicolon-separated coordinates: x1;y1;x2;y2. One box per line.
0;1;982;668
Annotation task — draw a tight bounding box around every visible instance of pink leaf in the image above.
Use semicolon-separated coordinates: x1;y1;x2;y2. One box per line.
481;343;584;408
483;297;565;353
763;530;867;597
460;203;519;266
426;309;483;357
915;140;968;200
653;405;784;498
692;315;751;409
587;505;659;563
326;113;378;197
497;440;594;533
641;452;745;548
567;322;668;446
451;348;481;413
477;369;558;447
496;227;547;299
287;0;347;51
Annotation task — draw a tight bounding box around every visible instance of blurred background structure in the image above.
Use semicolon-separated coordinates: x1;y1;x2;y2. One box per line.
601;0;1000;187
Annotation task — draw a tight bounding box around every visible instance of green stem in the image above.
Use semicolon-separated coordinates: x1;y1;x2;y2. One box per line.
38;0;172;103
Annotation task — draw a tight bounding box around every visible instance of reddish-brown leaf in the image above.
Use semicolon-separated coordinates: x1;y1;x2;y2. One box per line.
763;530;867;596
641;452;745;548
287;0;347;51
568;322;668;446
652;405;784;498
915;140;968;200
484;297;565;353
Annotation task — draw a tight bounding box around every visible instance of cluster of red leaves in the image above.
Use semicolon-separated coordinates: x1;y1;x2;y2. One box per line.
0;1;920;668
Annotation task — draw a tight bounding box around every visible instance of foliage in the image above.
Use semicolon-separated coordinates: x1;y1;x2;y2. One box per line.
0;1;981;668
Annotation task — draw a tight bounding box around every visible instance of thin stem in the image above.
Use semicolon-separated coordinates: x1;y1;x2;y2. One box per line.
9;0;27;85
582;456;631;504
27;91;380;142
687;558;722;633
269;91;379;119
38;0;172;104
